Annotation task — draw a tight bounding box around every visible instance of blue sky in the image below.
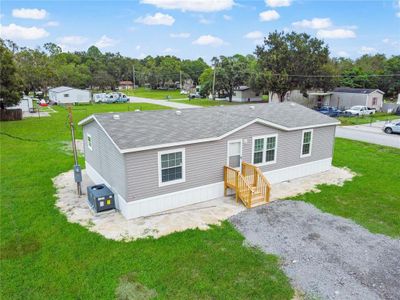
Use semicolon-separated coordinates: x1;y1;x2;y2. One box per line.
1;0;399;62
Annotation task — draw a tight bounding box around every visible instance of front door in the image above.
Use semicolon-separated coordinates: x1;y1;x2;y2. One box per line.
227;140;242;169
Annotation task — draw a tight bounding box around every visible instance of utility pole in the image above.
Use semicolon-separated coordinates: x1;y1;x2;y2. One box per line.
68;106;82;196
212;65;216;100
132;65;136;89
179;70;182;90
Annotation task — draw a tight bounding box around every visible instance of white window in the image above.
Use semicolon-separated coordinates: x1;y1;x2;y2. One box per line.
158;148;185;187
87;134;93;151
300;130;313;158
252;134;278;165
227;139;242;168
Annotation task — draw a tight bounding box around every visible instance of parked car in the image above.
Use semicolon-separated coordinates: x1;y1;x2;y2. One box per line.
189;92;201;99
344;106;375;116
316;106;343;117
382;121;400;134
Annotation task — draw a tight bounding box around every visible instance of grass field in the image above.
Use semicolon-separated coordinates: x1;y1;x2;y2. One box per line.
0;104;293;299
123;87;185;100
1;103;399;299
338;113;398;126
293;138;400;238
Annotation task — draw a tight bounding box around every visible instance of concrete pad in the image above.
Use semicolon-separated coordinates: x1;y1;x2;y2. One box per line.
53;166;355;241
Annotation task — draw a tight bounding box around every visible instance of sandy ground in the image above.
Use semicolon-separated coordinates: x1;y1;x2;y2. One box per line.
53;166;354;241
23;111;50;118
230;201;400;300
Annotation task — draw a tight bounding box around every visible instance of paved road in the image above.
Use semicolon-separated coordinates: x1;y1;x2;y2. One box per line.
336;120;400;148
129;96;201;109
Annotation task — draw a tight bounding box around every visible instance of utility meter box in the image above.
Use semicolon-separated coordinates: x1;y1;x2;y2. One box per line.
87;184;115;213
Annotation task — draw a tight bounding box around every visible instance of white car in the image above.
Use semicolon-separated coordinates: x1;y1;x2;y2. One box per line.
345;106;375;116
382;121;400;134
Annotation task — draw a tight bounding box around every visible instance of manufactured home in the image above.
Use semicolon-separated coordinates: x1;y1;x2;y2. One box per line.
232;86;262;102
329;88;384;110
78;103;339;219
49;86;91;104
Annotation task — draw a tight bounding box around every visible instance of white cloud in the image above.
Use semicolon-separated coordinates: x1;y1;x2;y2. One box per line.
199;15;212;24
337;51;350;57
163;47;173;53
259;10;280;22
135;45;141;50
223;14;232;21
192;35;224;46
244;31;263;39
316;29;356;39
58;35;87;45
397;11;400;17
0;23;49;40
383;38;390;44
12;8;47;20
359;46;376;55
135;12;175;26
95;35;117;48
140;0;235;12
265;0;291;7
292;18;332;29
45;21;59;27
170;32;190;38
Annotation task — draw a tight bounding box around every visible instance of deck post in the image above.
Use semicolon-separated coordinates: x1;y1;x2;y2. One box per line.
235;172;239;202
223;167;227;196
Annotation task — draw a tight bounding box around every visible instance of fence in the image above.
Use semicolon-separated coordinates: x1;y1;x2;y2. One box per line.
0;109;22;121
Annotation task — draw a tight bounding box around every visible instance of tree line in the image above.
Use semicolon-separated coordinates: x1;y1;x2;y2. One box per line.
1;31;399;108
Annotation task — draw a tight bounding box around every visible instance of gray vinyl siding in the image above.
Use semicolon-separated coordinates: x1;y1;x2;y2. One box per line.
124;123;335;202
83;122;127;198
330;92;368;109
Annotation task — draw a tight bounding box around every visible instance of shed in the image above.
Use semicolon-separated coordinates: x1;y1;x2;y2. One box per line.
330;88;384;110
232;86;262;102
10;96;34;113
79;103;339;219
49;86;91;104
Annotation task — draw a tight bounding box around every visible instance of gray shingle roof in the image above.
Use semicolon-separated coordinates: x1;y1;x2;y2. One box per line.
86;102;339;151
49;86;74;93
333;87;384;94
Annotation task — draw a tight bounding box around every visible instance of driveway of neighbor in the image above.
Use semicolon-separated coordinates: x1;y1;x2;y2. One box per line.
230;201;400;300
129;96;201;109
336;119;400;148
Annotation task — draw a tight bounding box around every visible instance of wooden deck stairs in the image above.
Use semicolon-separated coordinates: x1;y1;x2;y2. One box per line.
224;162;271;208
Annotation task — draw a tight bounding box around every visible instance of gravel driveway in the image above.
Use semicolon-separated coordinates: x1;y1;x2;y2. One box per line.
230;201;400;300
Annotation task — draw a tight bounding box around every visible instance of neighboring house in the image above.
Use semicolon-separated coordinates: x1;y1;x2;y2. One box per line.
49;86;91;104
10;95;34;113
79;103;339;219
329;88;384;110
270;90;333;108
232;86;262;102
118;81;134;90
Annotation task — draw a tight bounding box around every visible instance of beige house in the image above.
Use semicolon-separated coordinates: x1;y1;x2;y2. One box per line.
232;86;262;102
118;81;134;90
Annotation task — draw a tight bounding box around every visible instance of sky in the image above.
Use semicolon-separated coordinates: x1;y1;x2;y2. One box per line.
1;0;399;62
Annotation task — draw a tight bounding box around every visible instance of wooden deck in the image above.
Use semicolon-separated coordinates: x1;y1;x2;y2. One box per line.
224;162;271;208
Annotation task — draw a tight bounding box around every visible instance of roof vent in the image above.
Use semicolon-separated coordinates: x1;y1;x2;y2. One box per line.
113;114;120;120
175;110;182;116
249;105;255;110
134;109;140;112
219;105;224;107
290;103;296;106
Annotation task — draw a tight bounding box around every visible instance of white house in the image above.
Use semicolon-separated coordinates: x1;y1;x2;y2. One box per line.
10;95;34;113
329;88;384;110
232;86;262;102
49;86;91;104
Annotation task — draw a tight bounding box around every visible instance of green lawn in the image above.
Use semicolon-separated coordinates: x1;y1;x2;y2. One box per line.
0;104;293;299
123;87;185;100
292;138;400;238
338;113;399;126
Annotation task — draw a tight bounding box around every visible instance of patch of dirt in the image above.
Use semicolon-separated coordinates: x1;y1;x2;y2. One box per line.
0;236;41;259
115;273;157;300
230;201;400;300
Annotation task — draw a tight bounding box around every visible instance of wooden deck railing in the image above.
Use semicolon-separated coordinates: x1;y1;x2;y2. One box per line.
224;162;271;208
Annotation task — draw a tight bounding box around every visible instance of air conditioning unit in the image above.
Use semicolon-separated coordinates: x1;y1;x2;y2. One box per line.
87;184;115;213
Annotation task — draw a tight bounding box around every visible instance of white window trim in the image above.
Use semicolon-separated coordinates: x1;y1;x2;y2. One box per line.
158;148;186;187
87;133;93;151
300;129;313;158
251;134;278;166
226;139;242;169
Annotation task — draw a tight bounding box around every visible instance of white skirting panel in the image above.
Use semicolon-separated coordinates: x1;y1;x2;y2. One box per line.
264;157;332;184
86;158;332;220
119;181;225;219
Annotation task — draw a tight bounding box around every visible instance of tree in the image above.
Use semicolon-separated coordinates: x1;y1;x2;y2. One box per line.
0;41;22;109
44;42;62;56
254;31;333;101
211;55;251;101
